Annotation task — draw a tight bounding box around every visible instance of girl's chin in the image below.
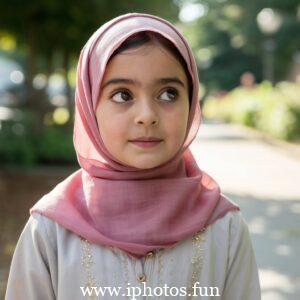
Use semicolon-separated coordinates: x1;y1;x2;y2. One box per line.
124;157;167;169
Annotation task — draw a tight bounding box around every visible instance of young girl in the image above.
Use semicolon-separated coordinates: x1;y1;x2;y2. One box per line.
5;13;261;299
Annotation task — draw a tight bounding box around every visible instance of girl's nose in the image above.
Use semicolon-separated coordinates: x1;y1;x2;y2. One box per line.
134;98;159;126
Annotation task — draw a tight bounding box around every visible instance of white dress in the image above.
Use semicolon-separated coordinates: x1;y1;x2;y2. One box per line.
5;209;261;300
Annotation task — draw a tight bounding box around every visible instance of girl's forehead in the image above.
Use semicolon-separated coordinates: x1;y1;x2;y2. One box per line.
104;44;187;78
101;58;187;91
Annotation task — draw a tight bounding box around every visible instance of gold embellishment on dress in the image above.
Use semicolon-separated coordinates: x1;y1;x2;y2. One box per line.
121;249;164;300
144;252;155;282
131;250;156;285
146;251;155;258
187;227;206;299
80;237;97;300
137;273;146;282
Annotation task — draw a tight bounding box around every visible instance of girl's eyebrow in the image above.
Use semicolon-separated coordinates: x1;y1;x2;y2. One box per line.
101;77;186;90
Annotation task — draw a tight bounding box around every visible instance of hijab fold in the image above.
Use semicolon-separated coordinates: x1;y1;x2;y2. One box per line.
30;12;239;259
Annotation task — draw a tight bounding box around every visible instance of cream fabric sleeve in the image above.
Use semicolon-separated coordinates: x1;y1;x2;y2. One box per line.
222;211;261;300
5;213;57;300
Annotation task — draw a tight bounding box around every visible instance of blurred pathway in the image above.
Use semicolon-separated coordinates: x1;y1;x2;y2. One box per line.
190;119;300;300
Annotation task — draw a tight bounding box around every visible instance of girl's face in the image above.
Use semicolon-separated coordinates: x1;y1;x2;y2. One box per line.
96;43;190;169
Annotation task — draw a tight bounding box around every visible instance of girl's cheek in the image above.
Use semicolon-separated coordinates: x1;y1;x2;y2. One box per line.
107;118;129;140
168;105;188;125
169;115;189;144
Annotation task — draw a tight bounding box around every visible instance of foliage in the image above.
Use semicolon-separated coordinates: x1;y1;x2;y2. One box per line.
0;110;77;166
37;125;76;164
203;81;300;141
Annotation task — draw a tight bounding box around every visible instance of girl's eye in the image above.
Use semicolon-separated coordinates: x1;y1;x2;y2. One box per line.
110;87;178;103
159;88;178;102
111;90;132;103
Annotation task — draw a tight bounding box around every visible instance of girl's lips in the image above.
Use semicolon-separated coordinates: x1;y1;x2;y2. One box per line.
129;140;163;148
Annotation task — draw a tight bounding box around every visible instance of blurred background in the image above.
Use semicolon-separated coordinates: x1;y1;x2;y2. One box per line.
0;0;299;299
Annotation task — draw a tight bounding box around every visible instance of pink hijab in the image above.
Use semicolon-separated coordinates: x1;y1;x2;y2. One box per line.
30;12;239;259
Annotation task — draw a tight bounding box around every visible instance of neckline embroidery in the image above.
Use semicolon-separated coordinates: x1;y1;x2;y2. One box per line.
80;228;206;299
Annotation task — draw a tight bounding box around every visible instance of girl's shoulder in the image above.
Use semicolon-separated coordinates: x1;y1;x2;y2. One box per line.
210;208;248;232
206;208;253;251
208;210;249;236
23;212;66;251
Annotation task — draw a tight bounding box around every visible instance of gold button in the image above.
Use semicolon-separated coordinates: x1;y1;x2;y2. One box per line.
137;274;146;282
146;251;155;258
